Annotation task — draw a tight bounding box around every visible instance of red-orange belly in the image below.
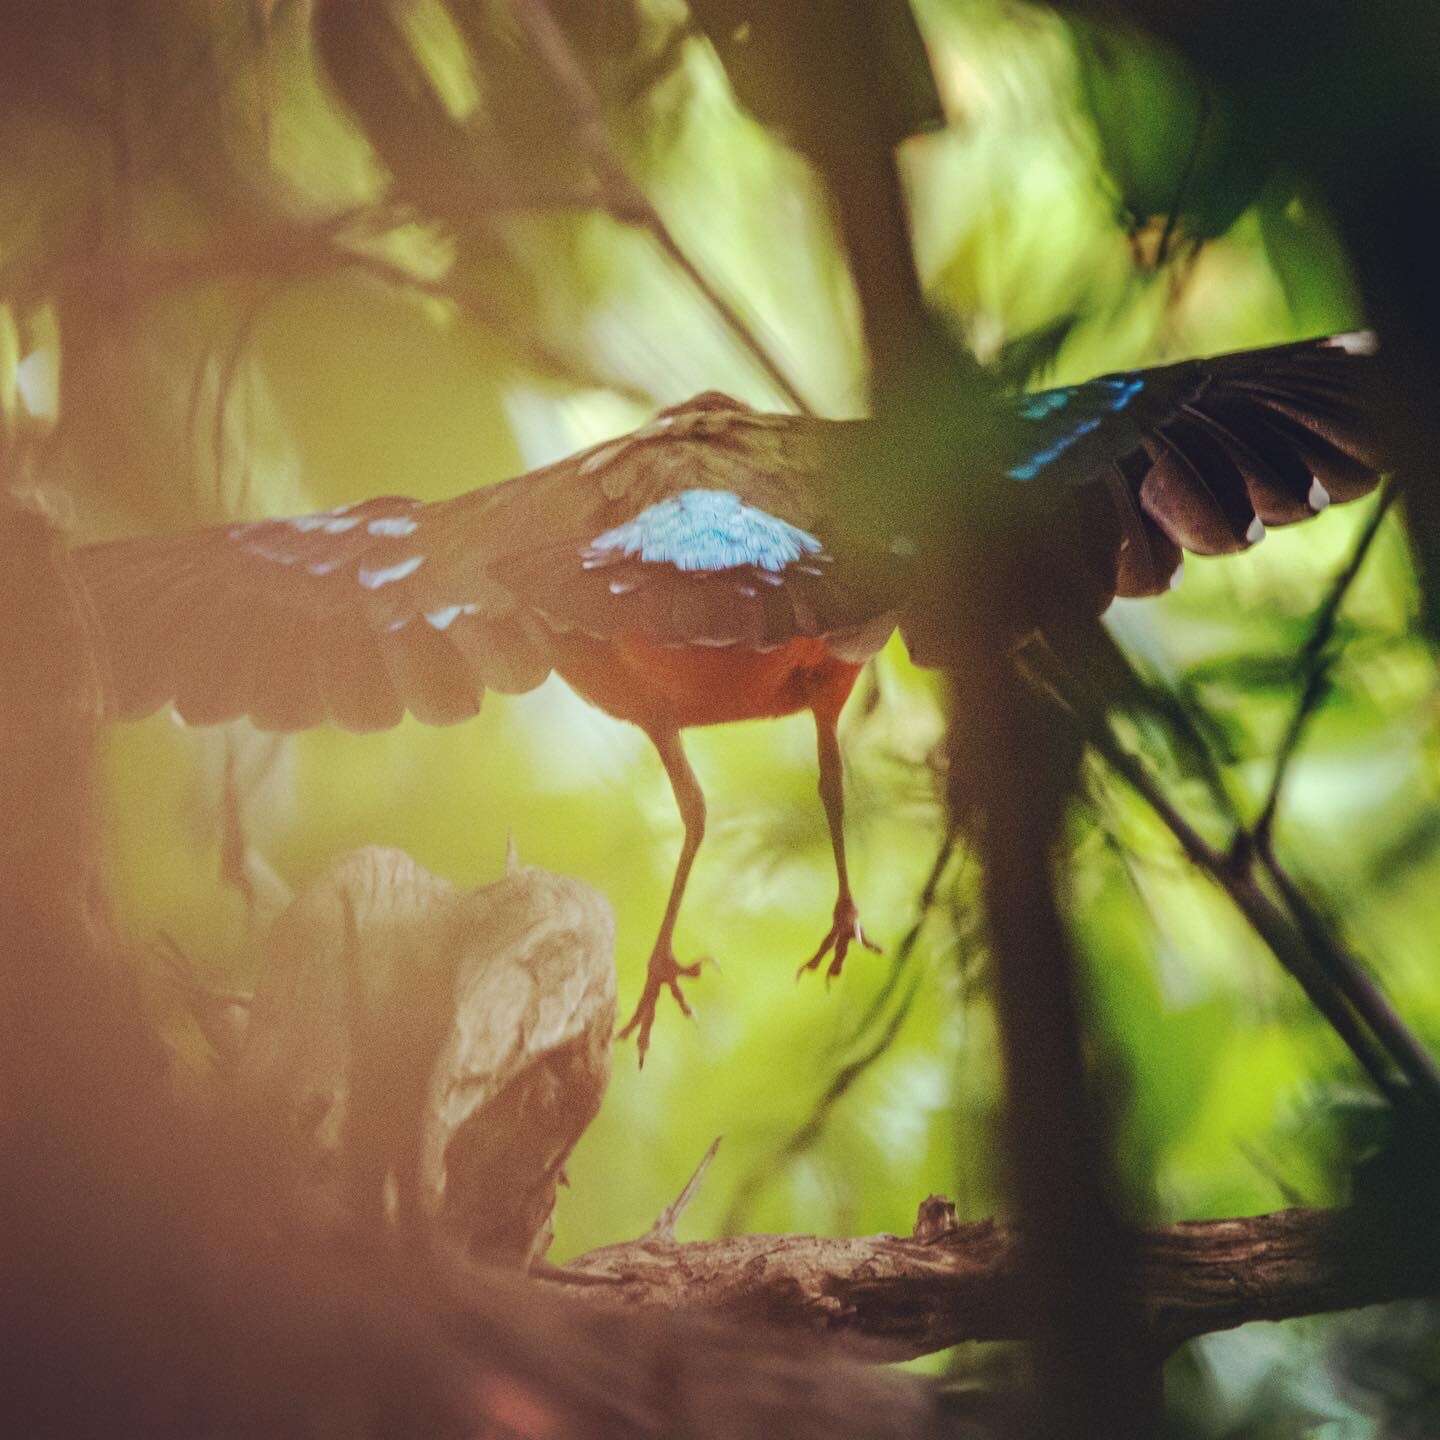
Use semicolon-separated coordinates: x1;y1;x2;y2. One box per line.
551;632;862;729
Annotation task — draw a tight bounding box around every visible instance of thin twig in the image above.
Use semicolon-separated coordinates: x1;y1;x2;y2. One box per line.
1041;614;1433;1112
720;969;922;1236
1254;481;1398;846
505;0;813;415
340;250;655;406
722;823;964;1234
1155;87;1211;268
1085;716;1405;1103
1258;848;1440;1111
835;821;962;1055
644;1136;722;1244
26;213;656;409
1234;478;1440;1110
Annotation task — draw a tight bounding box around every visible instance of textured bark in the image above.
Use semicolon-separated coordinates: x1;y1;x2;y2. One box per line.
549;1203;1440;1361
236;845;616;1263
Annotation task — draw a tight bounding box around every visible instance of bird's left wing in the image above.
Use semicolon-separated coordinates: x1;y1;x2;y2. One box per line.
73;395;880;731
76;489;557;732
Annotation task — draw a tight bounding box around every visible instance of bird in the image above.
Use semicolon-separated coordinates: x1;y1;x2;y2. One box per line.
75;331;1385;1062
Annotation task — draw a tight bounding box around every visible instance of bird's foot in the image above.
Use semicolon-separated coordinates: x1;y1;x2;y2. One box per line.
619;946;707;1068
796;897;880;985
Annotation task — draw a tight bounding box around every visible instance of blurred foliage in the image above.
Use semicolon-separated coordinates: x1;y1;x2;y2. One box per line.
3;0;1437;1431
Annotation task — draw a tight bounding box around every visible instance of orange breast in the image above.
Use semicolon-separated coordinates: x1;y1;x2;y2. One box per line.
551;633;862;729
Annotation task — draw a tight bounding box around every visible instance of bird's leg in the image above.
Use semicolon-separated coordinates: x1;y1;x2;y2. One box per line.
797;704;880;983
619;725;707;1066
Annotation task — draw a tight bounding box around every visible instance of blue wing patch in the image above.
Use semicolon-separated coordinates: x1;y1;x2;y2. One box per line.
1016;387;1077;421
1007;374;1146;481
589;489;823;573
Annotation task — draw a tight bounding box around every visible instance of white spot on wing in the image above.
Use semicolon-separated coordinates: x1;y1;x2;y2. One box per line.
578;440;629;476
1327;330;1377;356
367;516;419;537
245;542;298;566
289;515;331;533
1308;477;1331;512
424;603;479;631
322;516;360;535
358;554;425;589
1246;515;1266;546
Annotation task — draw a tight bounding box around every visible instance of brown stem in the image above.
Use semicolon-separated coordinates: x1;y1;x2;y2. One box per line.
505;0;813;414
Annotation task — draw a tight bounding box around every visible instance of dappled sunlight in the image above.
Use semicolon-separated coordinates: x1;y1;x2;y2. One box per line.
7;0;1440;1433
51;0;1420;1266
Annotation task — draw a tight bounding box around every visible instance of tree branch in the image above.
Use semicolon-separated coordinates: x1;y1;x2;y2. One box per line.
505;0;814;414
34;224;655;409
1253;482;1398;846
1048;495;1440;1118
1082;712;1406;1103
710;7;1148;1431
548;1203;1440;1363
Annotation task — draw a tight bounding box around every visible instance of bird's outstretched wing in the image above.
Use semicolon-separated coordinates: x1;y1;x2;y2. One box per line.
73;334;1386;733
72;393;878;732
78;493;521;731
1003;332;1384;596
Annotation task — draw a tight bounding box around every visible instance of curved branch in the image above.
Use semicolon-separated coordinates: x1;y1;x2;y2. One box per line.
505;0;813;415
546;1204;1440;1363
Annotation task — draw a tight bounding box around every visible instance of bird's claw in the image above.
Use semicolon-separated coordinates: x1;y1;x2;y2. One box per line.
796;899;880;986
619;948;709;1067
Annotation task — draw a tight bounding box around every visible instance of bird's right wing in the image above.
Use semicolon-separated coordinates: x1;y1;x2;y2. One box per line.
1003;332;1384;597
